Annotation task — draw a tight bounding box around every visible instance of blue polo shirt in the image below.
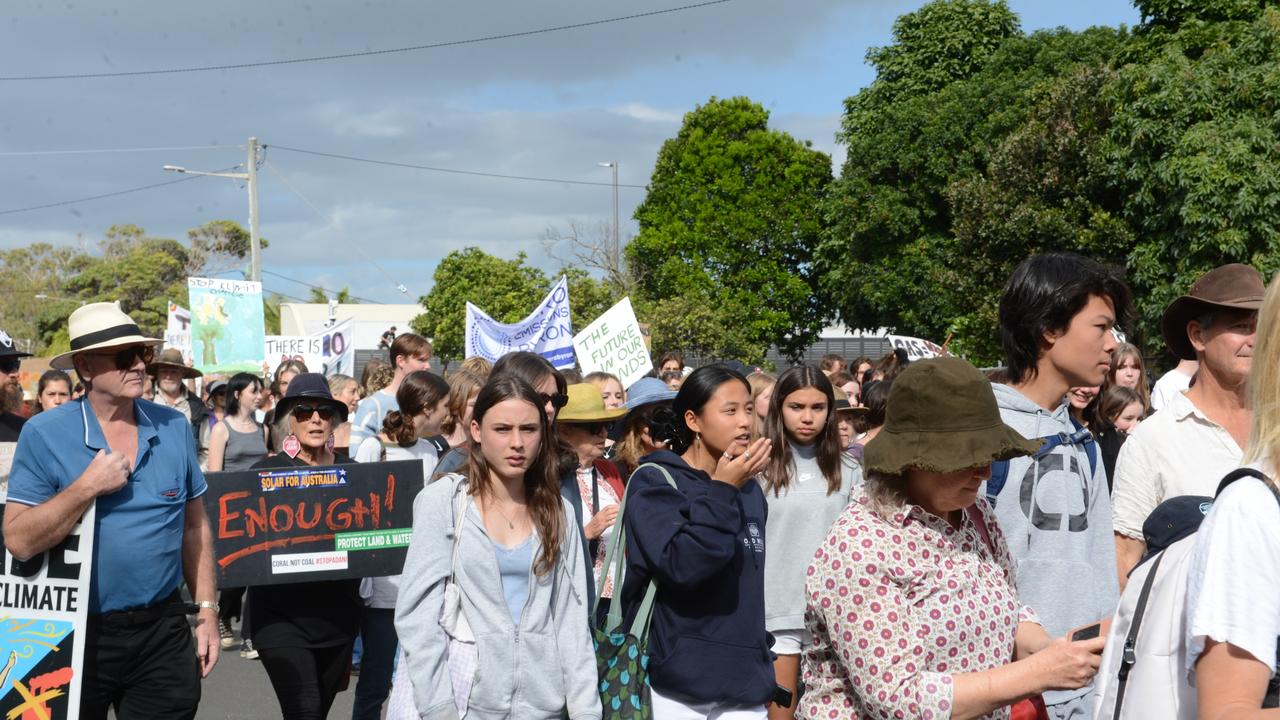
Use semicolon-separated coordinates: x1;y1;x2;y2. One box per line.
7;398;207;613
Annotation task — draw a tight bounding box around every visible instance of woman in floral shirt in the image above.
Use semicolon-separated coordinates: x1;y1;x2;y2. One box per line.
800;358;1107;720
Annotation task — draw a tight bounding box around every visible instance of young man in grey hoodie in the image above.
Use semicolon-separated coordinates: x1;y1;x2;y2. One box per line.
990;252;1131;720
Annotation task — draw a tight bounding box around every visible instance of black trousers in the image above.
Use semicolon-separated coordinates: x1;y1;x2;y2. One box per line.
81;610;200;720
258;642;352;720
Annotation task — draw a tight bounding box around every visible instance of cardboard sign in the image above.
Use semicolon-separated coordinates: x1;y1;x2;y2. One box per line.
465;276;574;369
265;335;324;374
886;335;947;362
572;297;653;388
0;503;95;720
204;460;424;587
165;301;193;363
188;278;266;374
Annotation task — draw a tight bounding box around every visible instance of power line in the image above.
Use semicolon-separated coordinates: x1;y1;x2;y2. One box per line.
268;145;645;188
262;159;412;296
0;0;733;81
261;269;382;305
0;144;240;157
0;169;234;216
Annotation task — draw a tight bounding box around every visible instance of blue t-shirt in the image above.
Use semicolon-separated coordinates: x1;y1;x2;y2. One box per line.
349;391;397;447
7;398;207;613
492;535;533;625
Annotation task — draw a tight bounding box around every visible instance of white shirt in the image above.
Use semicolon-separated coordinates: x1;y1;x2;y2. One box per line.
1151;369;1193;411
1186;462;1280;680
1111;391;1243;539
354;437;440;608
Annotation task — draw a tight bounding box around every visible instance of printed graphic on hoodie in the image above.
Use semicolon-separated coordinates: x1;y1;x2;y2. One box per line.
1017;452;1090;532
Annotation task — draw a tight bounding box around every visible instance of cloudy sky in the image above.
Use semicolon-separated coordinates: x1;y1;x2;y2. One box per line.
2;0;1139;304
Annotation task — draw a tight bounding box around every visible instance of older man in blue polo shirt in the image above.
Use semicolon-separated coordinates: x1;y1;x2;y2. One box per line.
3;302;219;720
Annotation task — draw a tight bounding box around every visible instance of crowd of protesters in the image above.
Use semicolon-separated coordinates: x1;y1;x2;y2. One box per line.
0;250;1270;720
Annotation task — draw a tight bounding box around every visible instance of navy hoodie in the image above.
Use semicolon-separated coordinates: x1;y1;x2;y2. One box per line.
620;450;775;705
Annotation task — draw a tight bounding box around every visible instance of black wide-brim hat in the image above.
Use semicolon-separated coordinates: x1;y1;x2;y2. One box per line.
1161;263;1265;360
864;357;1040;475
273;372;348;423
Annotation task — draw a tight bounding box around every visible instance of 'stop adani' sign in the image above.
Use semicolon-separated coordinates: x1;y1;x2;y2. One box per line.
204;460;424;587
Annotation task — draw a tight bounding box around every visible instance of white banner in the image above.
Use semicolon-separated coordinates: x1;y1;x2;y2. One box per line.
886;335;947;362
572;297;652;388
320;319;355;377
165;301;192;363
465;276;574;369
265;335;323;374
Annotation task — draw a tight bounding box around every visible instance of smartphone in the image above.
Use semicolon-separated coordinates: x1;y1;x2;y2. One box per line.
772;686;794;709
1071;623;1101;641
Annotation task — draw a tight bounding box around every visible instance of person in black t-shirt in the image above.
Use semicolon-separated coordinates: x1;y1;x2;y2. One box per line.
0;328;32;445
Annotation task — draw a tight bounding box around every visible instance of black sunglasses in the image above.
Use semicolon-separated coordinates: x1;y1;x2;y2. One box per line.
92;345;155;371
291;404;336;422
540;392;569;409
578;421;610;435
0;357;19;374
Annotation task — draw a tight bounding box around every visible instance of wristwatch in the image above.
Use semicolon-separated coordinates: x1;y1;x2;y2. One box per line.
196;600;220;612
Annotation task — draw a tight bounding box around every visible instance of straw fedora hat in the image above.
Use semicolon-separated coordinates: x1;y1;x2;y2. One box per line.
147;347;202;379
1160;263;1265;360
51;302;164;371
864;357;1040;475
557;383;628;424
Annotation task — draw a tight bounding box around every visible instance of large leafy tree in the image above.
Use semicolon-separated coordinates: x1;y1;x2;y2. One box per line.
627;96;832;362
411;248;549;361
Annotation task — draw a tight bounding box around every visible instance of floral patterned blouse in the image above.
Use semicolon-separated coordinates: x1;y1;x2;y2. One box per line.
799;493;1039;720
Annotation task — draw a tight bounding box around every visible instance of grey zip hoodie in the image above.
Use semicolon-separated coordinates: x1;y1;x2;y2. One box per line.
990;383;1120;712
394;473;601;720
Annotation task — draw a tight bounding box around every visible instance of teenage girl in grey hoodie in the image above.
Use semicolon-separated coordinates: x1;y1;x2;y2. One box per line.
395;377;601;720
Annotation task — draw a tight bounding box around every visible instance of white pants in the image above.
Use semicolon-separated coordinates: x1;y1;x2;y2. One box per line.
651;687;768;720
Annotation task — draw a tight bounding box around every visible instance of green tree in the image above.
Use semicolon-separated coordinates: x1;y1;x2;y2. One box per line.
307;286;357;304
627;96;832;362
186;219;268;276
410;248;549;360
0;243;83;352
819;5;1126;364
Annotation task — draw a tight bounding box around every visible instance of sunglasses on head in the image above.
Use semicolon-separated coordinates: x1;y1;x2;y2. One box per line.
291;404;336;422
92;345;155;371
540;392;569;409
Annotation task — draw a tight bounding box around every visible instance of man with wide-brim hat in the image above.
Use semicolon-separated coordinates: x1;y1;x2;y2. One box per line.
0;327;33;442
6;301;219;716
1113;263;1263;577
555;383;628;602
147;347;209;446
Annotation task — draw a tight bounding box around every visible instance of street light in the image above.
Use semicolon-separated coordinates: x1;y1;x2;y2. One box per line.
164;137;262;283
598;161;619;254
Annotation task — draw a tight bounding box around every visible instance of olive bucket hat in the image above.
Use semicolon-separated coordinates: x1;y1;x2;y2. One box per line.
864;357;1040;474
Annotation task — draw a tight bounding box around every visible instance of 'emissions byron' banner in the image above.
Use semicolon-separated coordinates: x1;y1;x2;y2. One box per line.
204;460;424;587
0;503;95;720
465;276;574;368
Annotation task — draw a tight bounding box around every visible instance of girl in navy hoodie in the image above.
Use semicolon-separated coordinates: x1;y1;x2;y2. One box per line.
620;365;777;719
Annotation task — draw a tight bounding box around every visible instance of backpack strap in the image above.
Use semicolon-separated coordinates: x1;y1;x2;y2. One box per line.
1213;466;1280;707
985;422;1097;507
1112;549;1166;720
596;463;678;642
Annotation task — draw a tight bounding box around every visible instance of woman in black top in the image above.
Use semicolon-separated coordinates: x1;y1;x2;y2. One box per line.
248;373;361;720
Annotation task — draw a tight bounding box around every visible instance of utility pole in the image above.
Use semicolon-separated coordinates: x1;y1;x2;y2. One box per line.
599;161;619;253
247;137;262;283
164;135;263;283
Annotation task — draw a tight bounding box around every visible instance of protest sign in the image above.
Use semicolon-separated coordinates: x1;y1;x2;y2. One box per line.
204;460;424;587
0;444;14;498
886;335;948;361
320;319;354;376
265;335;323;373
465;276;574;368
165;301;192;363
187;278;266;374
573;297;652;388
0;504;95;720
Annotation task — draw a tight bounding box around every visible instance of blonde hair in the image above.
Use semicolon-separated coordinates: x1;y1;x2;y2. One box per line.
1246;272;1280;466
747;371;776;402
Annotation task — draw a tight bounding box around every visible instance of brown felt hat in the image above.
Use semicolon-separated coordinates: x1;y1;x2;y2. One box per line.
146;347;203;379
864;357;1040;474
1161;264;1265;360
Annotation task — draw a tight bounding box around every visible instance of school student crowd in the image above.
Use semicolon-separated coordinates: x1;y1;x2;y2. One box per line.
0;251;1267;720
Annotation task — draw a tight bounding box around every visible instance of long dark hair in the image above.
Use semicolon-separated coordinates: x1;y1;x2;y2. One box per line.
225;372;263;418
382;371;449;447
661;365;751;455
763;366;843;496
465;376;565;577
34;369;72;414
